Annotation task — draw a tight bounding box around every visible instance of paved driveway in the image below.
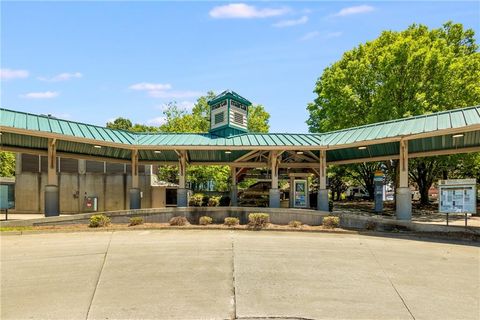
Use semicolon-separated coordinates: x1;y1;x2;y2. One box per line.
1;230;478;319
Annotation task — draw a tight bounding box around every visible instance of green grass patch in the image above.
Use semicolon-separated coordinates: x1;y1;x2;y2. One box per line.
0;226;35;232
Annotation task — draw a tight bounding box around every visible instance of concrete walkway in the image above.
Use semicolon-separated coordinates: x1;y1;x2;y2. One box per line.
1;230;479;319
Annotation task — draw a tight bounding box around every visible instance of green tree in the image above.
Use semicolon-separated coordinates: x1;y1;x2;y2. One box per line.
307;22;480;205
106;117;133;131
106;117;158;132
0;152;15;177
248;105;270;133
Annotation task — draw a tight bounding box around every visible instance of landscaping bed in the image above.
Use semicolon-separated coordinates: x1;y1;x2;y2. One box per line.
0;222;348;233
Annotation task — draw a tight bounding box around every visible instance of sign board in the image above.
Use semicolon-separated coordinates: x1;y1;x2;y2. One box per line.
293;180;307;208
438;179;476;214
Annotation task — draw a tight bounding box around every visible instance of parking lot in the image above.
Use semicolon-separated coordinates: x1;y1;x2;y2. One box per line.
1;230;479;319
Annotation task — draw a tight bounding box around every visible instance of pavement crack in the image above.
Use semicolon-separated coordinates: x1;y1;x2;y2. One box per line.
362;237;416;320
230;231;237;320
85;231;113;320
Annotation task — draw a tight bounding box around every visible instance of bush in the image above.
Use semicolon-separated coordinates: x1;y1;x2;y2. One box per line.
199;216;213;225
323;216;340;229
329;200;334;212
224;217;239;227
288;220;302;228
89;214;111;228
248;213;270;229
189;193;204;207
208;196;220;207
201;195;210;207
129;217;144;226
169;216;189;226
219;195;231;206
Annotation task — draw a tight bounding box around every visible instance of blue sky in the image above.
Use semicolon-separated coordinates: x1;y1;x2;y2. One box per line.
1;1;479;133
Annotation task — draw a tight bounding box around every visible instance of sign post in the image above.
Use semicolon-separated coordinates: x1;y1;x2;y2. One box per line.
438;179;476;227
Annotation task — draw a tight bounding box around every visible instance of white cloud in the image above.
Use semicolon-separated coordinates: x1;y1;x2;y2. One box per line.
130;82;202;99
21;91;59;99
1;68;29;80
209;3;289;19
146;116;167;126
273;15;308;28
129;82;172;91
334;5;374;17
300;31;320;41
38;72;82;82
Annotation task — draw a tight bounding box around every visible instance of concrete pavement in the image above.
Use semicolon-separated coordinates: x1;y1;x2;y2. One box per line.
1;230;479;319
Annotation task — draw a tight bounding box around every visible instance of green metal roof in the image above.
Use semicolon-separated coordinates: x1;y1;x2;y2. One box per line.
1;106;479;163
207;90;252;106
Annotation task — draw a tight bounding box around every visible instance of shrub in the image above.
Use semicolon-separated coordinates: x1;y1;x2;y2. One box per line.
189;193;203;207
248;213;270;229
129;217;144;226
169;216;189;226
224;217;239;227
199;216;213;225
365;221;377;231
201;195;210;207
329;200;334;212
288;220;302;228
89;214;111;228
219;195;231;206
323;216;340;229
208;196;220;207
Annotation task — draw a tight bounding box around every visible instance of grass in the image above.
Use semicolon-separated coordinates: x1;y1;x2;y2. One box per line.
0;226;35;232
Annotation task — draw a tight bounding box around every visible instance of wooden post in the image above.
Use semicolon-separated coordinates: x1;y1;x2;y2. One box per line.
47;138;57;185
45;138;59;216
230;166;238;206
178;150;186;189
319;149;327;190
269;151;280;208
399;140;408;188
131;149;139;189
129;149;141;209
317;149;329;211
396;140;411;220
270;151;279;189
177;150;188;207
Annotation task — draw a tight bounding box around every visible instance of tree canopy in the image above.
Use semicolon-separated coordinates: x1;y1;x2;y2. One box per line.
306;22;480;204
307;22;479;132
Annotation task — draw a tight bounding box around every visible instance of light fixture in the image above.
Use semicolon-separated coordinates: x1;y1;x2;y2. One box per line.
154;150;161;154
452;133;464;138
358;146;367;150
296;151;304;155
93;145;102;149
225;150;232;154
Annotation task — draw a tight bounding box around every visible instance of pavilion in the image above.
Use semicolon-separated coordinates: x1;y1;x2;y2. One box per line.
1;90;479;220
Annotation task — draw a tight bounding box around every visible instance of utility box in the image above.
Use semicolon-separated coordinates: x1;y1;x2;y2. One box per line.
84;196;98;212
438;179;476;214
